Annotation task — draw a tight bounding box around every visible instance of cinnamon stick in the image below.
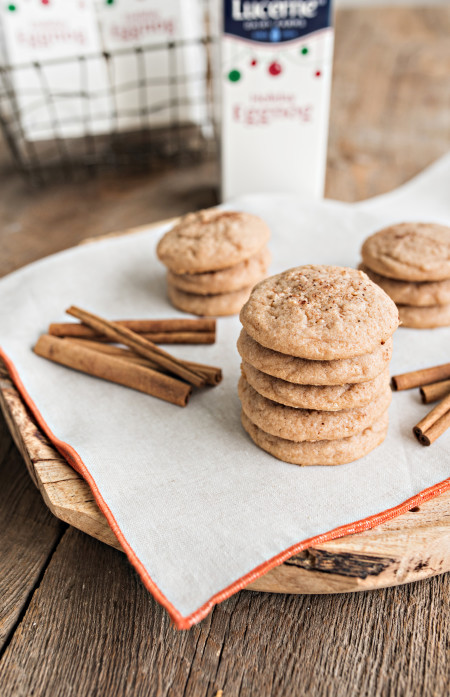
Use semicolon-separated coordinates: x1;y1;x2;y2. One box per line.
49;318;215;337
420;379;450;404
69;340;155;369
34;335;191;407
73;331;214;345
66;306;205;388
51;330;215;344
416;412;450;446
413;392;450;445
143;332;215;344
188;361;222;386
392;362;450;391
68;339;222;386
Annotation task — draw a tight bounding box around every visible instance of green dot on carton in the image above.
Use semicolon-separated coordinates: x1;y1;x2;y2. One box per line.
228;69;241;83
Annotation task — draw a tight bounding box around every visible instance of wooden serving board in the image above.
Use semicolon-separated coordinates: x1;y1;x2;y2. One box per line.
1;358;450;596
1;219;450;596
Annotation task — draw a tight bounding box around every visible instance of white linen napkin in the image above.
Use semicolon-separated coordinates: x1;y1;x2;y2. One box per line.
0;154;449;628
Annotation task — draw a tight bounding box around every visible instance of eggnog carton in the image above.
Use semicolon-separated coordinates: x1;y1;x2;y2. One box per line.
96;0;208;132
221;0;334;201
0;0;110;140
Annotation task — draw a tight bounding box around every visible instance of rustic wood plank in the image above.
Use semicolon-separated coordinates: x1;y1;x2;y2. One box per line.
326;7;450;202
0;527;448;697
2;359;449;596
0;161;218;279
0;413;64;650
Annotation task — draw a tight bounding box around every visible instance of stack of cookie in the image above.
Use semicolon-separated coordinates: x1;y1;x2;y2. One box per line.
361;222;450;328
237;265;399;466
157;209;271;316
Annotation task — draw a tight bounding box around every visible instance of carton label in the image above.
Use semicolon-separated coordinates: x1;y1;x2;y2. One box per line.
224;0;332;43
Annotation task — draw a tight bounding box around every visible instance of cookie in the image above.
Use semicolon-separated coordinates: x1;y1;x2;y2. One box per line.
237;330;393;385
238;376;392;442
241;409;389;466
241;362;390;411
157;209;271;274
240;265;399;360
359;264;450;307
167;247;271;295
398;303;450;329
168;283;252;316
361;222;450;282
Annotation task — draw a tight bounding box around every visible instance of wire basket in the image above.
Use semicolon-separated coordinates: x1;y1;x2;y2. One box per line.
0;33;217;185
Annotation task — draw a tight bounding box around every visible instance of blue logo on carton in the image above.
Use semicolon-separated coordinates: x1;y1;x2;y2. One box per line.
224;0;332;43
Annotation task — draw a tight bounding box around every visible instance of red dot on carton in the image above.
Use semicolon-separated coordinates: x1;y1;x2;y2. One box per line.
269;62;282;77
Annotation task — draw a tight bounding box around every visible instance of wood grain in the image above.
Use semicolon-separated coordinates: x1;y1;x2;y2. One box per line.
0;6;450;696
0;394;64;651
0;527;448;697
326;7;450;202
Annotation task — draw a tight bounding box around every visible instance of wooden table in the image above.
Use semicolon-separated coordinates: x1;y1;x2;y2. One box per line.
0;7;449;696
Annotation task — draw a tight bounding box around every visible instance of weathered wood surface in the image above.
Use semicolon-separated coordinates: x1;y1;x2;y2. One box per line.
1;306;450;597
326;7;450;202
1;6;450;697
0;392;64;651
0;527;449;697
